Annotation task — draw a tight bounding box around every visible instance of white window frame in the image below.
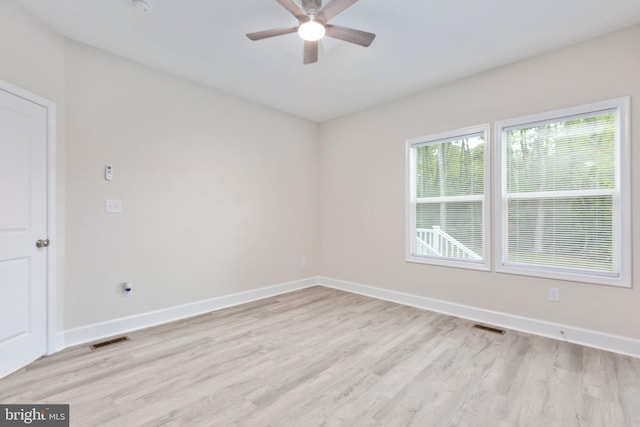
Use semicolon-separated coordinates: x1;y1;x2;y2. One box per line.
406;124;491;271
494;97;631;287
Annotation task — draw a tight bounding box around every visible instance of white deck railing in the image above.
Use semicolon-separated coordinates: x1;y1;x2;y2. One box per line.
416;226;481;260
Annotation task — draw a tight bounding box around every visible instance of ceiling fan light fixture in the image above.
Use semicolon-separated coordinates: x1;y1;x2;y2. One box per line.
298;18;326;41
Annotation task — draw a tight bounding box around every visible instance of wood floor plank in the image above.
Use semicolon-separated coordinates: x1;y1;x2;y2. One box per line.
1;286;639;426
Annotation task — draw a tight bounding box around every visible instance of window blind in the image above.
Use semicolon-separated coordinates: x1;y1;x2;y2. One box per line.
503;110;617;274
412;133;486;261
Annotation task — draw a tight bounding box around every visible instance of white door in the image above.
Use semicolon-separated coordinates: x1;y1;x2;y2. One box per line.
0;88;48;377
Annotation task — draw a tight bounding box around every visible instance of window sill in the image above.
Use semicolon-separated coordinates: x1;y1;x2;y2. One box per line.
406;255;491;272
496;263;630;288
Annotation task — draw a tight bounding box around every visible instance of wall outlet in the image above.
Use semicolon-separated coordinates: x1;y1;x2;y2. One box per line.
548;287;560;302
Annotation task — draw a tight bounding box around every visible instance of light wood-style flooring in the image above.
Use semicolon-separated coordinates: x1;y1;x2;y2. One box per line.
1;286;639;426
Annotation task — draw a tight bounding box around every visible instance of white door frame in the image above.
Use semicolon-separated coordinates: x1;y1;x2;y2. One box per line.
0;78;58;355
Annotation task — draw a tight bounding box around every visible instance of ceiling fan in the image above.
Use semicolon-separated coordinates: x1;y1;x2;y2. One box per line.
246;0;375;64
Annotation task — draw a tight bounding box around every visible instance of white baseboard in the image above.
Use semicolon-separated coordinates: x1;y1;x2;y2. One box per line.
60;275;640;359
62;277;319;349
50;333;65;354
318;276;640;359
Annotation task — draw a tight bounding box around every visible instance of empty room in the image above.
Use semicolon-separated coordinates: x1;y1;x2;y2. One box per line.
1;0;640;425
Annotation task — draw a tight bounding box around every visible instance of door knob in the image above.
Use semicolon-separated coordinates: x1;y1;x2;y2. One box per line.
36;239;50;248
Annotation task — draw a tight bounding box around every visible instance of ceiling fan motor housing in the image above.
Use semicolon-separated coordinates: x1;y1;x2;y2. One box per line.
302;0;322;15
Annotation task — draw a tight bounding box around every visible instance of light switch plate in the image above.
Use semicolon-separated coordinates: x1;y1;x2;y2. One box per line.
105;199;122;213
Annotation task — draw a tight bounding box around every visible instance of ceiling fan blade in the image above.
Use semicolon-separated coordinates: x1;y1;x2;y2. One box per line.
275;0;308;20
247;26;299;41
325;25;375;47
303;40;318;64
317;0;359;22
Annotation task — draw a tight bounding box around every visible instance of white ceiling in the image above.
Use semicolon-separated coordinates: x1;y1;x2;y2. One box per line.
15;0;640;122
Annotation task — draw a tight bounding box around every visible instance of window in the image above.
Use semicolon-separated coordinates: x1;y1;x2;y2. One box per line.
495;97;631;287
406;125;490;270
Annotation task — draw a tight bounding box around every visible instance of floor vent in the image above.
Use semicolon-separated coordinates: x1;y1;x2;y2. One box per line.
473;324;506;335
90;336;129;350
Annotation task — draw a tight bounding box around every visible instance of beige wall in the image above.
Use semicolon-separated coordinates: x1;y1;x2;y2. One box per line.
64;41;320;329
319;24;640;339
0;1;66;331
